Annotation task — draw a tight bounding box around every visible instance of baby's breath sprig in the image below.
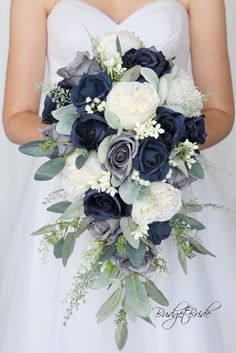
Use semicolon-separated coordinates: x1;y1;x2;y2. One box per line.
134;118;165;140
85;96;106;114
89;171;117;196
169;139;199;170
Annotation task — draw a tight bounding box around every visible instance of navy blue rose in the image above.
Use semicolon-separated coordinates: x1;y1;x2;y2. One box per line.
133;138;170;182
182;115;207;144
41;95;57;124
84;189;132;220
156;107;186;149
70;72;112;112
71;113;116;150
147;221;171;245
122;48;171;77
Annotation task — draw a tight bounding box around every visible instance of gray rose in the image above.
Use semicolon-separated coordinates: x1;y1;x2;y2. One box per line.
167;168;197;190
103;132;138;182
40;124;75;158
111;247;157;274
57;51;101;86
89;219;121;243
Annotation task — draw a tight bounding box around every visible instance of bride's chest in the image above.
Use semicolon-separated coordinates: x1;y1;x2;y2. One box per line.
46;0;190;81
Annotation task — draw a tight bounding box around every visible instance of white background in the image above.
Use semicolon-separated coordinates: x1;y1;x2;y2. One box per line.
0;0;236;269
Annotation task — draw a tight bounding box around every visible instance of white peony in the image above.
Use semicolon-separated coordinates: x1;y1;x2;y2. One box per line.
165;67;204;117
62;151;103;197
106;82;160;130
132;182;182;225
95;31;143;61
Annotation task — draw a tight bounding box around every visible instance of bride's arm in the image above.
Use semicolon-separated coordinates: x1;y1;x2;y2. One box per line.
189;0;235;149
2;0;56;145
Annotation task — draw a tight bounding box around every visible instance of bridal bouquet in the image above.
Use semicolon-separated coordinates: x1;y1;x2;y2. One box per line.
19;30;214;350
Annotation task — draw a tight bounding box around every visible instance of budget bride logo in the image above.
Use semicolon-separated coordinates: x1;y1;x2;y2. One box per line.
152;301;222;329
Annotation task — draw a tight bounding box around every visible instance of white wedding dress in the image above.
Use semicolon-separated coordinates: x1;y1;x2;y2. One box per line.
0;1;235;352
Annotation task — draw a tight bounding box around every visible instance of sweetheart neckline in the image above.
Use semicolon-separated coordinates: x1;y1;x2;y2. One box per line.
47;0;188;26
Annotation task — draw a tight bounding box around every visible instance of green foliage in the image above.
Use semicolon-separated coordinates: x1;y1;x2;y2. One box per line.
75;153;89;169
140;67;159;90
116;235;127;255
114;310;128;351
52;104;78;135
120;65;141;82
62;232;76;266
47;201;72;214
145;278;169;306
97;135;112;163
90;262;119;289
119;182;140;205
125;240;146;268
187;161;205;179
19;140;55;157
120;217;140;249
34;157;65;181
104;111;122;133
96;287;123;323
124;273;151;318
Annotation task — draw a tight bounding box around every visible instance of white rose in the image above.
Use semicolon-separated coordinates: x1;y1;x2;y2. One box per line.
165;67;204;117
132;182;182;225
106;82;160;130
62;151;103;197
95;31;143;61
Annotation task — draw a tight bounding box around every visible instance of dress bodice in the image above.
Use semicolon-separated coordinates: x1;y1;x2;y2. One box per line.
46;0;190;82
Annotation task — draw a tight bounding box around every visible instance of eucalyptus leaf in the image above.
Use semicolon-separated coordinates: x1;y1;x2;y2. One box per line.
31;224;55;236
119;182;140;205
175;214;206;231
104;111;122;132
62;232;75;266
125;240;146;268
187;161;205;179
180;203;203;214
19;140;54;157
97;135;112;164
187;237;216;257
145;278;169;306
122;298;137;322
75;154;89;169
90;263;119;289
140;67;159;90
53;238;64;259
116;36;122;56
176;160;189;176
120;65;141;82
125;273;151;318
34;157;65;181
47;201;72;214
115;320;128;351
62;198;84;220
74;216;93;238
178;248;187;274
158;76;168;104
96;287;123;323
141;316;156;328
52;104;77;136
111;175;123;187
99;240;118;262
120;217;140;249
